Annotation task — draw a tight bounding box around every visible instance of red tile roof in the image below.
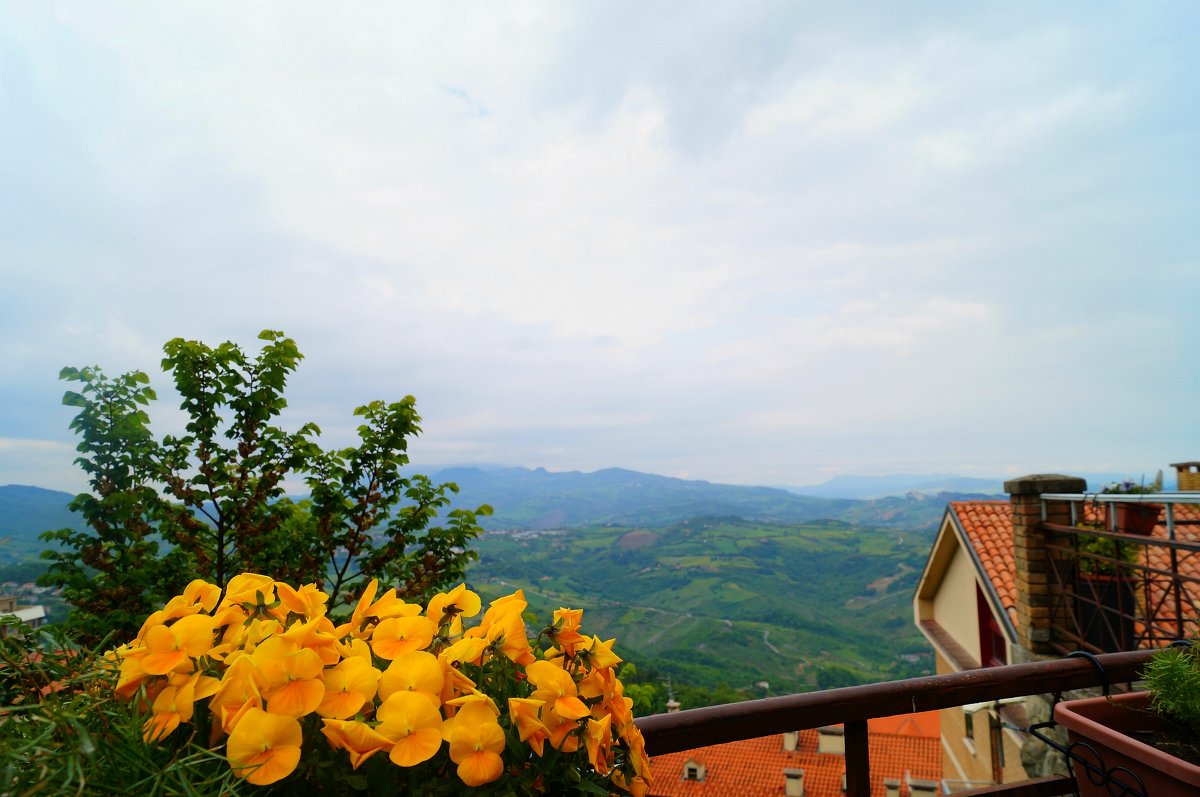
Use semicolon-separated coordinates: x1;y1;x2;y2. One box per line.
1136;504;1200;634
949;501;1017;627
648;714;941;797
949;499;1200;642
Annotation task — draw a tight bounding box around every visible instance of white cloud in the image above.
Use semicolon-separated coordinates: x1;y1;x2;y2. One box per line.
2;2;1198;491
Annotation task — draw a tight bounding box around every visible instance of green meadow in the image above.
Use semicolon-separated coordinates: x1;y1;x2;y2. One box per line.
469;516;934;703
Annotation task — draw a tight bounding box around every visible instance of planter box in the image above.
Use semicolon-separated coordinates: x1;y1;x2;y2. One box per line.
1114;502;1162;534
1054;691;1200;796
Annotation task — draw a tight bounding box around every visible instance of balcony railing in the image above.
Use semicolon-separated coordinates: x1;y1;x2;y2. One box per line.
634;493;1200;797
1038;492;1200;654
636;649;1156;797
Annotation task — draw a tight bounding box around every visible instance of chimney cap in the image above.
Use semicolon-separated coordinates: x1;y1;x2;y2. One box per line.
1003;474;1086;495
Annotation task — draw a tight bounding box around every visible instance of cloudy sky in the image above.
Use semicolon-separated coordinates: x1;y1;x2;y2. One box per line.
2;2;1197;493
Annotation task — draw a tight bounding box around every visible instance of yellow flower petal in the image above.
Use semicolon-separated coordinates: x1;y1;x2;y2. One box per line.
227;708;302;786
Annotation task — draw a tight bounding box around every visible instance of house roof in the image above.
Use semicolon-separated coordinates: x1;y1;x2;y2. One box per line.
648;716;941;797
922;499;1200;651
913;500;1020;665
949;501;1017;629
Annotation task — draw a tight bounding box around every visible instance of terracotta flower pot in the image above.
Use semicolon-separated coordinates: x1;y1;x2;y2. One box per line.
1054;691;1200;796
1114;502;1162;535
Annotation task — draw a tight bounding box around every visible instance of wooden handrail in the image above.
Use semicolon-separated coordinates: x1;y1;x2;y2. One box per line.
635;649;1156;797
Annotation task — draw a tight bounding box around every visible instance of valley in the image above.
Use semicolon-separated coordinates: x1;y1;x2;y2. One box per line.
1;468;960;706
468;516;936;704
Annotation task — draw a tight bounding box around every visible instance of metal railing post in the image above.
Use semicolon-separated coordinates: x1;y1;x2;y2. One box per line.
844;719;870;797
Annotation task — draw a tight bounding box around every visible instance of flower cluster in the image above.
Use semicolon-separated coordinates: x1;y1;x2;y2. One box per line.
1102;475;1162;494
110;574;652;795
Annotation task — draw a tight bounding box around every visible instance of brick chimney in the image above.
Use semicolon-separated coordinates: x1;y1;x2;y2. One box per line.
906;772;939;797
817;725;845;755
1004;474;1085;656
784;768;805;797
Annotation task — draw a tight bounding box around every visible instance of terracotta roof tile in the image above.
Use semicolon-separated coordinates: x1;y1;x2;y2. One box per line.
649;715;941;797
950;500;1200;641
950;501;1018;626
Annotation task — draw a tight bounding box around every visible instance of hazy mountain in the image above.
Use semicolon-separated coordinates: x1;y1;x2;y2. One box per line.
0;485;78;536
0;466;1002;556
787;474;1005;499
426;465;855;529
0;484;80;561
425;466;981;531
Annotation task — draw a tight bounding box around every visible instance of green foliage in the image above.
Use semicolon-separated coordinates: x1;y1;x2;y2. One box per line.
40;331;491;644
40;366;172;643
814;663;864;690
1145;638;1200;737
1073;527;1140;577
471;516;932;700
0;619;247;797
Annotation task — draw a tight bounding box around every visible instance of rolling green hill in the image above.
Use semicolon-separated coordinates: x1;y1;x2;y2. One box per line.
1;470;948;703
468;515;935;700
0;485;80;562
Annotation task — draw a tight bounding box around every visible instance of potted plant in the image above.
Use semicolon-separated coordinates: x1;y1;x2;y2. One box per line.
1054;637;1200;795
1102;475;1164;535
1071;510;1140;652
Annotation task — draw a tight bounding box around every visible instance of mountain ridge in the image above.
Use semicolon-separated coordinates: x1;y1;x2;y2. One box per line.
1;467;1008;555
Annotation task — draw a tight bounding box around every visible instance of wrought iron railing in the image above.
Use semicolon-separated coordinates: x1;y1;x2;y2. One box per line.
1038;493;1200;655
636;649;1156;797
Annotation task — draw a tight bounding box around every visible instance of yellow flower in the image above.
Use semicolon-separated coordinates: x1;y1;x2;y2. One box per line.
114;646;151;699
210;656;264;736
584;713;613;775
550;608;587;655
508;697;550;756
582;636;622;670
474;608;535;666
623;724;653;783
251;637;326;717
426;584;482;636
219;573;277;612
281;615;341;665
438;637;488;669
336;635;374;663
540;702;582;753
612;771;652;797
321;719;395;769
370;615;437;660
378;650;444;704
227;707;303;786
377;691;445;767
140;614;216;675
137;579;221;636
439;663;478;713
112;573;649;795
341;580;420;637
275;581;328;619
525;660;590;721
443;699;505;787
142;672;216;742
318;656;382;719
